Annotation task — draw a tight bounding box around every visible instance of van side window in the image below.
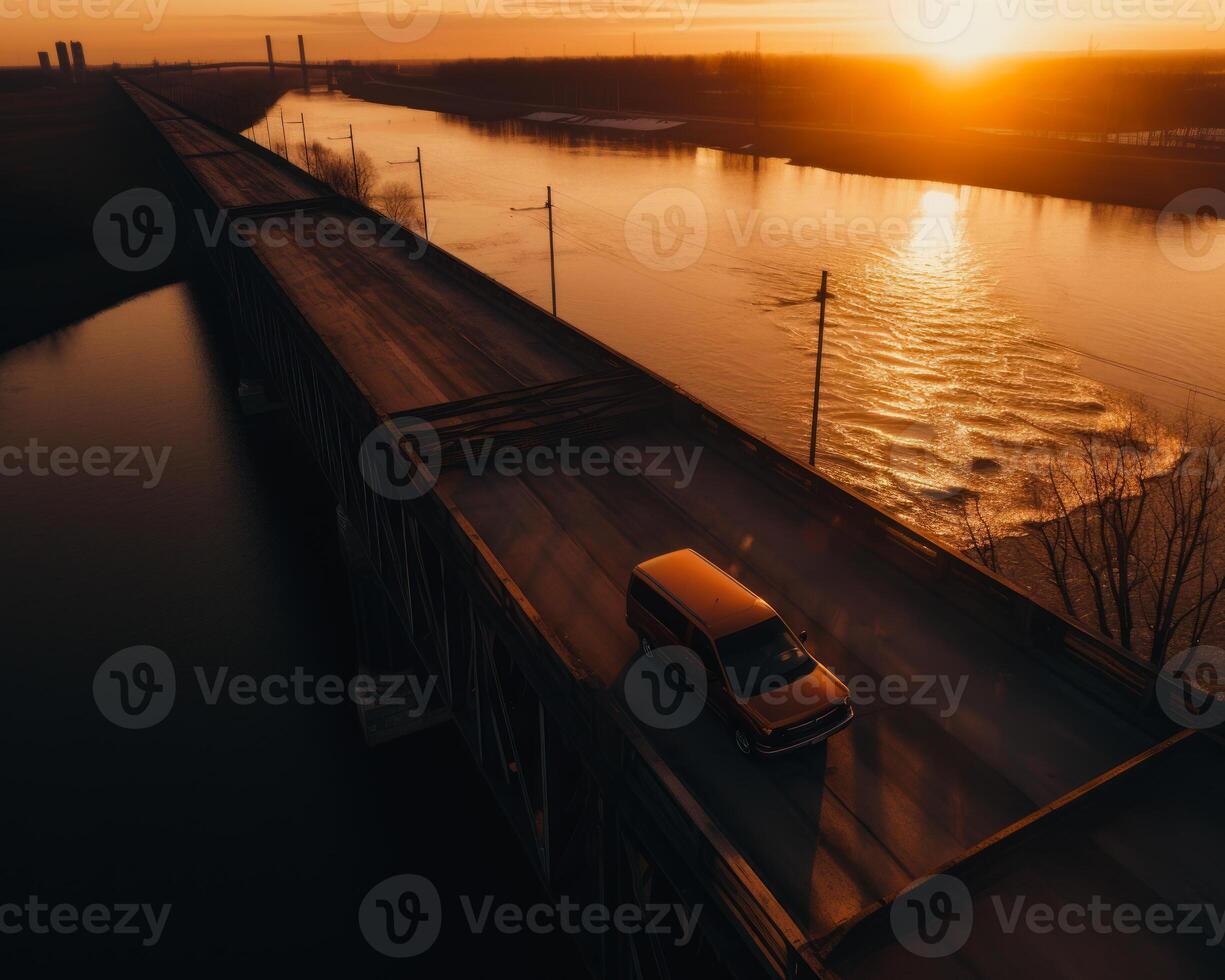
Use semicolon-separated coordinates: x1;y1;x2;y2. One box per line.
689;629;719;674
631;577;689;640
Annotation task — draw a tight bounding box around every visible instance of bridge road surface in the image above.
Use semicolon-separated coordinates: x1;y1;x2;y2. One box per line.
120;79;1158;941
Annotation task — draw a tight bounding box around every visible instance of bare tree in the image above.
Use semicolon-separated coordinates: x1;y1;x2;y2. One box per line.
303;141;377;205
1139;417;1225;662
958;408;1225;665
959;492;1001;574
374;181;422;231
1031;415;1156;649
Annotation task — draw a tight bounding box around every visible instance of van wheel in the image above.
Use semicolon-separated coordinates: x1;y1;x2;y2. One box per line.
733;727;755;757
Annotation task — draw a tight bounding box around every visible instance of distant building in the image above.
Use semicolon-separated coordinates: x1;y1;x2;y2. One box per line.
54;41;71;78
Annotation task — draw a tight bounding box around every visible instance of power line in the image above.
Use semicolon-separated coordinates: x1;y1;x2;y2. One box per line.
1032;338;1225;402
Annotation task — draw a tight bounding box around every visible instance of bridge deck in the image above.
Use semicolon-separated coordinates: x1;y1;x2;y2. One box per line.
443;430;1153;934
119;80;1166;953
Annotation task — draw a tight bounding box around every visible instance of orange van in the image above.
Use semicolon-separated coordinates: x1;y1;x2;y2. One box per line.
627;549;853;755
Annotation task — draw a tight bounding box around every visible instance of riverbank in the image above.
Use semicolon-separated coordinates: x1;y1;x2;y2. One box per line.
341;71;1225;212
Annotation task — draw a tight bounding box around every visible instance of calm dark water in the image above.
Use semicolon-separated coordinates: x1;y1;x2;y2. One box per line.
0;282;580;973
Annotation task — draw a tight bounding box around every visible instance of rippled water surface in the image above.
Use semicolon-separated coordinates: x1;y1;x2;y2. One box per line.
272;90;1225;540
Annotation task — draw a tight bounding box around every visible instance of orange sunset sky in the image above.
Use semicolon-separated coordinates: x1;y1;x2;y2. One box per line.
4;0;1225;65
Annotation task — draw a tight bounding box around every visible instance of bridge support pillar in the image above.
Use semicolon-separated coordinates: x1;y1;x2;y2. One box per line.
297;34;309;93
337;507;451;746
265;34;274;74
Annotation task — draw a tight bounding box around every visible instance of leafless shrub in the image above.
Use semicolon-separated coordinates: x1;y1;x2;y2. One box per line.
374;181;422;231
302;141;377;205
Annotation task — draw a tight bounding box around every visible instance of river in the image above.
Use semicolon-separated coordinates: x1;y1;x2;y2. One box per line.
268;88;1225;541
0;282;579;969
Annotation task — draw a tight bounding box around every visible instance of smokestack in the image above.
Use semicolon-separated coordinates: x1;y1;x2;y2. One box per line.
70;40;86;78
54;41;72;80
38;51;52;72
297;34;308;93
265;34;274;74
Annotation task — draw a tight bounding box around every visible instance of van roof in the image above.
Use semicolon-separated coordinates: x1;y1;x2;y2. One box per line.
634;549;775;637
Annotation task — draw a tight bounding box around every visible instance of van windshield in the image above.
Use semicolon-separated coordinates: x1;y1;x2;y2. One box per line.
716;617;814;697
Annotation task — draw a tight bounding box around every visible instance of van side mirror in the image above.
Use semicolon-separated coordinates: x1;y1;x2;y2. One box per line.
799;629;808;644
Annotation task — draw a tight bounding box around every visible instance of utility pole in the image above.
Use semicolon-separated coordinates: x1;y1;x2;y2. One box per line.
510;186;557;316
297;33;309;93
328;123;359;196
808;270;835;466
546;185;556;317
388;146;429;240
286;112;309;171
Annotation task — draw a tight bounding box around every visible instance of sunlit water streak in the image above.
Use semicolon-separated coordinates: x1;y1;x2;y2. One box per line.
271;90;1225;542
